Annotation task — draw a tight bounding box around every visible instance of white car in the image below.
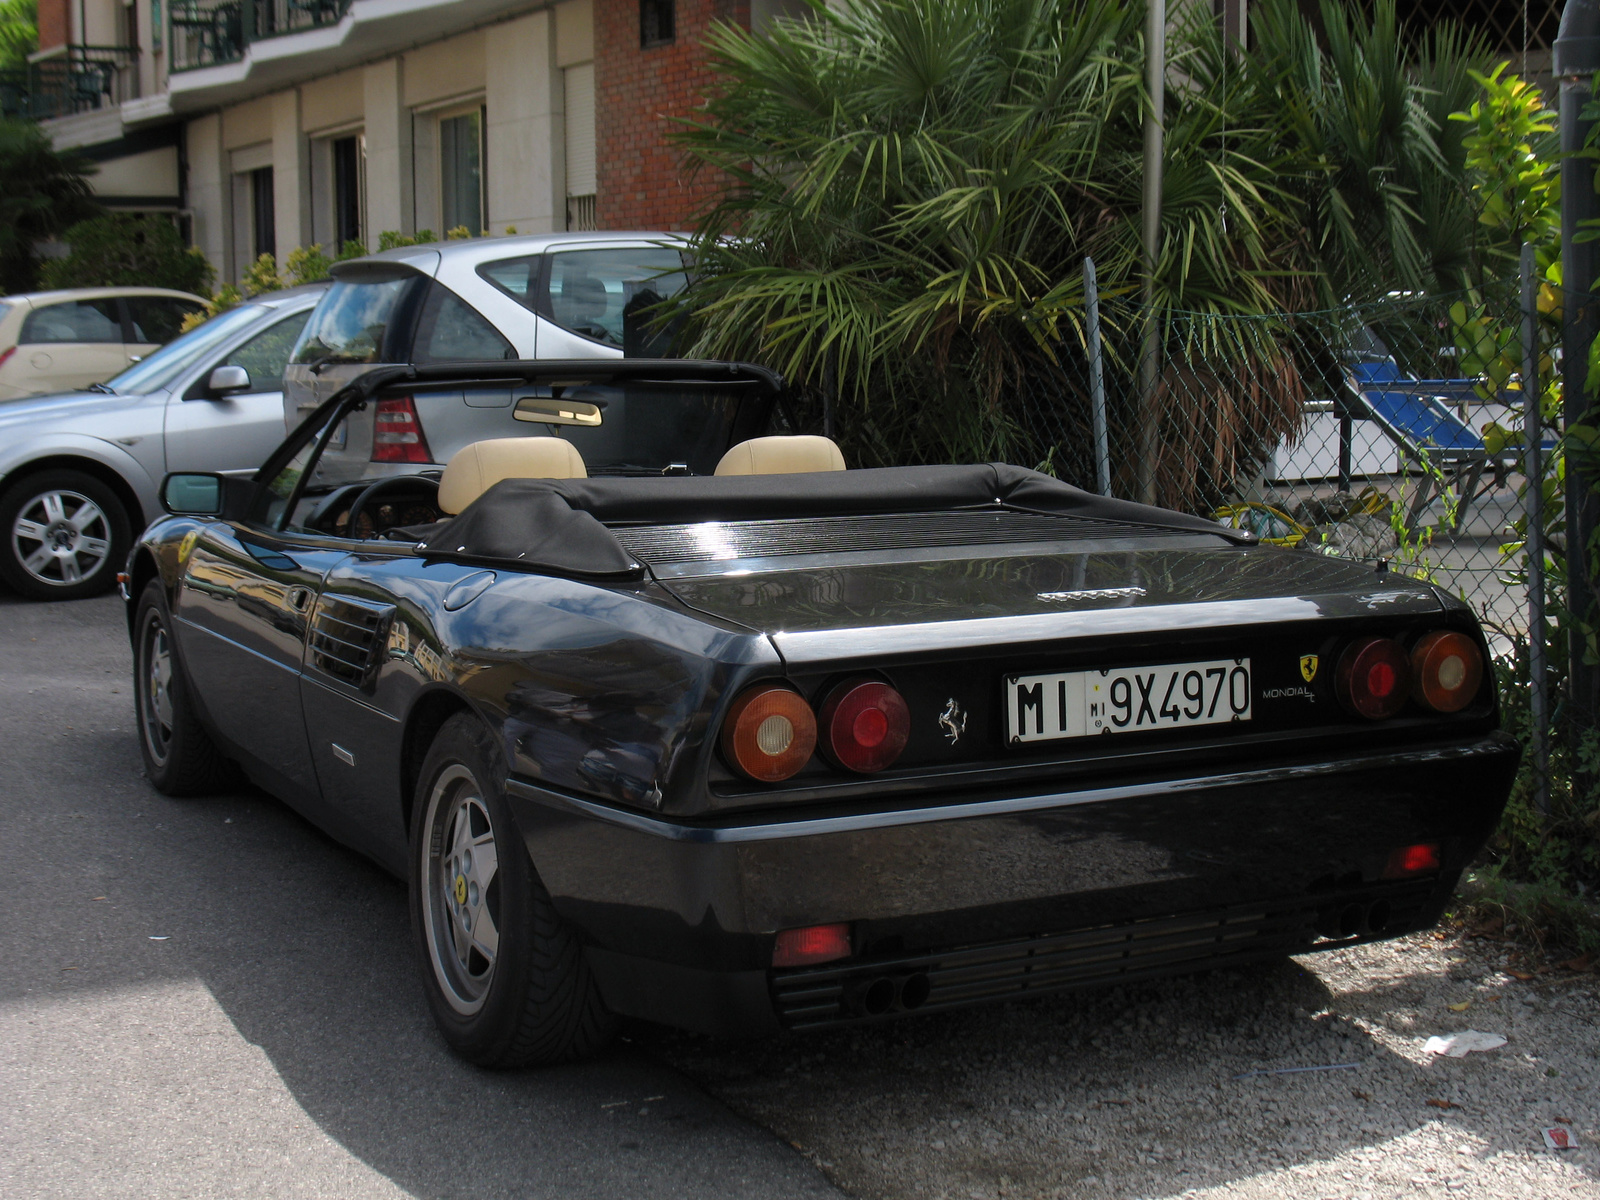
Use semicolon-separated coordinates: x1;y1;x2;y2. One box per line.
0;287;208;401
282;232;690;426
0;286;323;600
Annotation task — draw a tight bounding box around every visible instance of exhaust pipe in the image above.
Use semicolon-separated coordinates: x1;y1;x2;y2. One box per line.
851;972;934;1016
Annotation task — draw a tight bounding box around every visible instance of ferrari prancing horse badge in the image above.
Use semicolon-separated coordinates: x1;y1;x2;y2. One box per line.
1300;654;1319;683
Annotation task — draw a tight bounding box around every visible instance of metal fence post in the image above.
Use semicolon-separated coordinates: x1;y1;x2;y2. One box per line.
1522;242;1551;820
1083;257;1111;496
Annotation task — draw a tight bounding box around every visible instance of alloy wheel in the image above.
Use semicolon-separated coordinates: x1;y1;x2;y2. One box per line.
421;764;502;1015
139;610;175;767
10;488;112;588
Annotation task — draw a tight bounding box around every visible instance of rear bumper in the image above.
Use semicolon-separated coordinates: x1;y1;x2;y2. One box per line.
507;731;1518;1037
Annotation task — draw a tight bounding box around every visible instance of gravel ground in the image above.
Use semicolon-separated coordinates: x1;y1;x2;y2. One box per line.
647;929;1600;1199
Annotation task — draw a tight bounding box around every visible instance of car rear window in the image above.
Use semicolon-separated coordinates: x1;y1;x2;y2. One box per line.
479;247;689;351
292;276;420;365
20;297;122;344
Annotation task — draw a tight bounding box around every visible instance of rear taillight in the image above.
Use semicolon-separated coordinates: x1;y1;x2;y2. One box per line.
0;345;15;370
371;396;432;463
721;684;816;782
772;923;851;968
819;679;910;773
1411;631;1484;713
1336;636;1411;720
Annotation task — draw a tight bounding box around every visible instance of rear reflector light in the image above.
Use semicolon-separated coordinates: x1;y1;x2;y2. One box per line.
819;678;910;773
0;345;14;370
1411;630;1484;713
721;684;816;782
1384;842;1442;878
772;922;851;968
371;396;432;463
1336;636;1411;719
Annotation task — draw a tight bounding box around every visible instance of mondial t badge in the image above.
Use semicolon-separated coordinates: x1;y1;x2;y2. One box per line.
938;698;967;744
1300;654;1320;683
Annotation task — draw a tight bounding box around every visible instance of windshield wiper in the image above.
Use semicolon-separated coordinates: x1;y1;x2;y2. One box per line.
86;382;117;394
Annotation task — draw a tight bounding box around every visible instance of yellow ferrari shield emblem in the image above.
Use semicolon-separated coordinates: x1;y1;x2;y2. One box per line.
1300;654;1319;683
453;875;467;905
178;530;199;564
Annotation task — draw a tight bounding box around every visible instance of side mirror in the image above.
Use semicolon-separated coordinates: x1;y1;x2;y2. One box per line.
161;473;224;516
206;365;251;396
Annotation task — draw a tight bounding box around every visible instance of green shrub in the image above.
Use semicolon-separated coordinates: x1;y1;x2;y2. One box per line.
40;213;213;296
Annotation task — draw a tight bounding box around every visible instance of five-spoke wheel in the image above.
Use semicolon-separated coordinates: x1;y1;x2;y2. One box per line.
132;580;233;795
410;714;613;1066
0;470;129;599
421;765;502;1014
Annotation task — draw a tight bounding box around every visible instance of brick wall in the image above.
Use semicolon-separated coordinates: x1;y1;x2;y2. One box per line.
594;0;748;230
36;0;70;52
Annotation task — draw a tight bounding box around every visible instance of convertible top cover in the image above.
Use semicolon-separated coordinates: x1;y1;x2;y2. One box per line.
415;463;1250;576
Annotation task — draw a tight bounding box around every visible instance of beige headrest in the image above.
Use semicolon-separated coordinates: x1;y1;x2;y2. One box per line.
437;437;587;514
714;435;846;476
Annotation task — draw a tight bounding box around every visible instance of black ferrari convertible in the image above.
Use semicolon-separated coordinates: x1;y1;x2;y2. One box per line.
124;358;1518;1067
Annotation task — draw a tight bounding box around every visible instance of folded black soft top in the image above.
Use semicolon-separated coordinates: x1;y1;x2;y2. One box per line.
415;463;1250;576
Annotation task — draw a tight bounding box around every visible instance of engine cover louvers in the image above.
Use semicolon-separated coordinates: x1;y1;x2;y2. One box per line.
307;593;396;691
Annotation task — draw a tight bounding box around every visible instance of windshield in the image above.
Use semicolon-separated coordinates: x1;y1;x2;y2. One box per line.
103;306;265;395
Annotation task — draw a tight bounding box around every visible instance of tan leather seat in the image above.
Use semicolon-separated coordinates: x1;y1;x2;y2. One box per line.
714;435;846;476
437;437;587;514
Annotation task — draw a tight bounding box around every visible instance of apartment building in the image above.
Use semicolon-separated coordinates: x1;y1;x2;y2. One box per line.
15;0;804;282
9;0;1556;285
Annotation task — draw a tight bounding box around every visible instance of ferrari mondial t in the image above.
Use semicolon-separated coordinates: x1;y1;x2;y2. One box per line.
124;359;1517;1066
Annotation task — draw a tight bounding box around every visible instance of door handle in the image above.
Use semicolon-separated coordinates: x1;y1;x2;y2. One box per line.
287;587;314;613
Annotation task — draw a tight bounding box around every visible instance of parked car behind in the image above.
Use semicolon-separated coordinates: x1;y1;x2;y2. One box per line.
0;285;324;600
0;287;208;402
282;232;690;433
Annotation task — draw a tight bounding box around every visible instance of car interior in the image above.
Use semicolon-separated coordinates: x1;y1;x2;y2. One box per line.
295;433;849;541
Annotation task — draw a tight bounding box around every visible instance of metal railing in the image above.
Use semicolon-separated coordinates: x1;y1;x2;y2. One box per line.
0;44;138;120
169;0;350;72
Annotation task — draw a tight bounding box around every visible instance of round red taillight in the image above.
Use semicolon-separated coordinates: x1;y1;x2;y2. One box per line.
1411;630;1484;713
1336;636;1412;720
721;684;816;782
818;679;910;773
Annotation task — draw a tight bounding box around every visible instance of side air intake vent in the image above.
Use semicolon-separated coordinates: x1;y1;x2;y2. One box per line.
308;594;396;691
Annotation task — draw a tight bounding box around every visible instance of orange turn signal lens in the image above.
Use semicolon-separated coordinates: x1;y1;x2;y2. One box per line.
1410;630;1483;714
721;684;817;782
1336;636;1412;720
772;922;852;968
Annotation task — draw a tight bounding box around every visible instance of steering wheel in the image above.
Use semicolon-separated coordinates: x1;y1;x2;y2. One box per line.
345;475;440;539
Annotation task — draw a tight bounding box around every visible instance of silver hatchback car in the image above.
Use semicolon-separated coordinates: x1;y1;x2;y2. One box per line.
281;232;691;475
0;286;324;599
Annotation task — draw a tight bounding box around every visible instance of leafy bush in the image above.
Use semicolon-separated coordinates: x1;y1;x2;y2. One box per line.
0;118;99;293
40;213;213;295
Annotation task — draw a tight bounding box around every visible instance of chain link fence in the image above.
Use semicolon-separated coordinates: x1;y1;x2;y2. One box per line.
1013;269;1547;656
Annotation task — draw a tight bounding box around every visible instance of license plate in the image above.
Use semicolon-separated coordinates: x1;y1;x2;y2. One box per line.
1005;658;1252;743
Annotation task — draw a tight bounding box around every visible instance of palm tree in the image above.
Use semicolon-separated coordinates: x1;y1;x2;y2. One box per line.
669;0;1485;504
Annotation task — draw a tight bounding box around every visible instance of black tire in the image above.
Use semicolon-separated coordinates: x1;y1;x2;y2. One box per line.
410;713;614;1067
133;580;235;796
0;468;131;600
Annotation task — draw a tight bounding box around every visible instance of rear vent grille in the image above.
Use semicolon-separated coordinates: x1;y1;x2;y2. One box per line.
613;509;1184;566
308;594;395;691
771;881;1438;1030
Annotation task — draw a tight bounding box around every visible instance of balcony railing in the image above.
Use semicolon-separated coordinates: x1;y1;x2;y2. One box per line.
169;0;351;72
0;44;138;121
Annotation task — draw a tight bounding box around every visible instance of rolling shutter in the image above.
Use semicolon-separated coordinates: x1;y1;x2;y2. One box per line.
564;62;596;198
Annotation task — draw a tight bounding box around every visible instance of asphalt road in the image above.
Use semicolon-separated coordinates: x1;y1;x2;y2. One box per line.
0;591;839;1200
